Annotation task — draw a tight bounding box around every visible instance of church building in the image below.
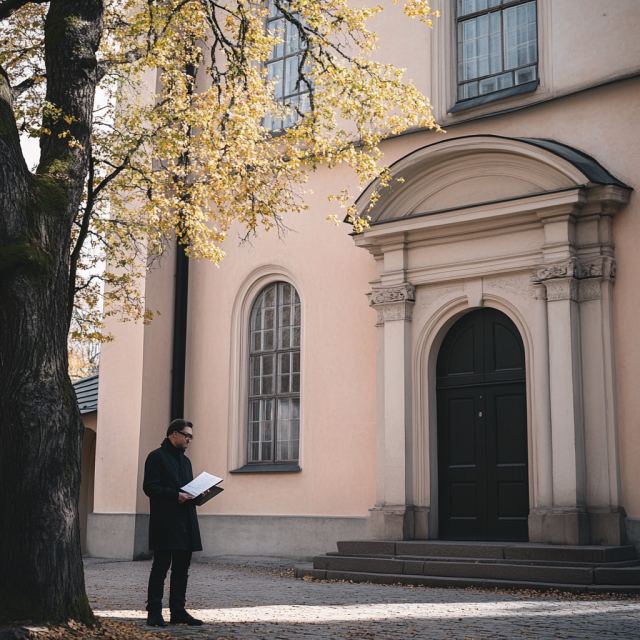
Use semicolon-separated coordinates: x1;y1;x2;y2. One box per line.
83;0;640;577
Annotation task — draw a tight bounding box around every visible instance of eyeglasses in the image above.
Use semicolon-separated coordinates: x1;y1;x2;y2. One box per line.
176;431;194;441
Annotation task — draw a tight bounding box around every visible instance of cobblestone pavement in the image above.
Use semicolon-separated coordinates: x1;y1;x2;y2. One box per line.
85;558;640;639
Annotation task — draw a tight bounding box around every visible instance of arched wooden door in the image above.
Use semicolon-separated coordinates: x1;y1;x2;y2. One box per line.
436;308;529;541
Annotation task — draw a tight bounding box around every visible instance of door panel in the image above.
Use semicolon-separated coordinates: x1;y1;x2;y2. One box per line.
437;309;529;542
437;388;487;540
485;383;529;541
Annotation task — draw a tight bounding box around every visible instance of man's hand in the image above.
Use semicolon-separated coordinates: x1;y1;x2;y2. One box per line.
178;492;194;503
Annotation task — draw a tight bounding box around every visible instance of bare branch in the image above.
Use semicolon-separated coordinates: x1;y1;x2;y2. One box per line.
0;0;47;21
68;149;95;328
12;73;44;96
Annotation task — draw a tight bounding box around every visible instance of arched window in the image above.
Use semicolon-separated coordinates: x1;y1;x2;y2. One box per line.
248;282;301;463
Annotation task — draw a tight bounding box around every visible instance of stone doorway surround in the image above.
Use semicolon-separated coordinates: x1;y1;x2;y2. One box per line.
353;136;631;546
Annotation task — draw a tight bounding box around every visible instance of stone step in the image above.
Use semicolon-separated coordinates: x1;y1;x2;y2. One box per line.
336;540;637;564
295;566;640;595
314;555;599;584
326;551;640;569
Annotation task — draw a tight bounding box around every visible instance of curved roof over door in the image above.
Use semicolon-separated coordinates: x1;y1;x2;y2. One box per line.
357;135;630;225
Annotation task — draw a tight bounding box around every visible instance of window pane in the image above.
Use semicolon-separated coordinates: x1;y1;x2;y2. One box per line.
269;18;285;59
459;81;479;100
497;71;514;89
479;76;498;94
251;307;261;331
248;399;273;462
514;65;536;84
267;61;283;100
286;23;300;55
285;57;301;97
504;1;537;70
264;284;276;307
276;397;300;461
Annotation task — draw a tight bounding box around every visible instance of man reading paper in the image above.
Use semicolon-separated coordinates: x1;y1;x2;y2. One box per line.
142;419;207;627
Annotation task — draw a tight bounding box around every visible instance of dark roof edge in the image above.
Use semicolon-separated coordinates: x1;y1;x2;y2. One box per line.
350;133;631;221
72;373;99;386
515;138;630;188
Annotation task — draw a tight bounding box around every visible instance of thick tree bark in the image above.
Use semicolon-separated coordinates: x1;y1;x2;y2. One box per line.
0;1;103;624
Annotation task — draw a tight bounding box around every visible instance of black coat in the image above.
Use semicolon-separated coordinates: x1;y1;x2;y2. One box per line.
143;438;203;551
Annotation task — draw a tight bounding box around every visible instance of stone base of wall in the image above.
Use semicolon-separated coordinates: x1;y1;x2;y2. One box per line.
625;517;640;554
86;513;151;560
86;513;366;560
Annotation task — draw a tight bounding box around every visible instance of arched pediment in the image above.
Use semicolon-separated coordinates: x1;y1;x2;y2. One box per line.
358;136;628;223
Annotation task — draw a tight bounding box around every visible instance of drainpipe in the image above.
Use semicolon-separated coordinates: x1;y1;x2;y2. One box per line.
170;242;189;421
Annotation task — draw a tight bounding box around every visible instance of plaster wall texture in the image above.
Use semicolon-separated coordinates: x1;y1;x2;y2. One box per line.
90;2;640;555
134;245;178;513
183;162;379;518
93;295;146;514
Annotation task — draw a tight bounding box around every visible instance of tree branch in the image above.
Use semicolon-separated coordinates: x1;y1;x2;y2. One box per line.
12;73;44;96
67;149;94;329
0;0;47;21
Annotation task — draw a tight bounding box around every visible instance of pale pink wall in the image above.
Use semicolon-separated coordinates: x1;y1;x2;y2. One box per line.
184;163;379;517
135;248;177;513
94;1;640;522
94;308;145;514
550;0;640;92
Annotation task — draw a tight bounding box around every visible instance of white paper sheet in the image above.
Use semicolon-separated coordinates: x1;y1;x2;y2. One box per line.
181;471;223;497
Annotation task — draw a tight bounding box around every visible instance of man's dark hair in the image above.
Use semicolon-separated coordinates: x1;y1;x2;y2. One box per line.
167;419;193;437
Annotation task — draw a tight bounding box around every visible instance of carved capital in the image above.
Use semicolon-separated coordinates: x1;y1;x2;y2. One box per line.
368;283;416;306
368;284;415;325
374;301;414;325
532;257;616;284
544;278;580;302
579;279;602;301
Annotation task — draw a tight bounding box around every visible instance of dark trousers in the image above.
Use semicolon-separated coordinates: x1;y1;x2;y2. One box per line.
146;549;193;614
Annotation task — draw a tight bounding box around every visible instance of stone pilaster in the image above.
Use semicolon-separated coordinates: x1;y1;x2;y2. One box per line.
530;257;624;545
366;283;415;540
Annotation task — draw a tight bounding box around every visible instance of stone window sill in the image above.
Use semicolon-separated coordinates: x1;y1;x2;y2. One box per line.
230;463;301;474
449;80;539;114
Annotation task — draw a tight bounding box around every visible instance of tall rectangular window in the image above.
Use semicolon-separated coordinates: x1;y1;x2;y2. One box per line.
263;1;311;130
456;0;538;102
248;282;301;463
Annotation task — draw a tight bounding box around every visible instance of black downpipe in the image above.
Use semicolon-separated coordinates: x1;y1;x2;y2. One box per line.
170;242;189;421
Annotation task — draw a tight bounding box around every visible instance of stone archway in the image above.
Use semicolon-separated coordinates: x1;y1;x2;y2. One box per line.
357;135;630;545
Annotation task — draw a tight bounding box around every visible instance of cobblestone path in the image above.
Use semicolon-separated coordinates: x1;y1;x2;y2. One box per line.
85;558;640;639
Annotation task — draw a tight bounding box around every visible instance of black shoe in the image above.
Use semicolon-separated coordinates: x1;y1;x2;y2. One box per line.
146;612;167;627
170;610;204;626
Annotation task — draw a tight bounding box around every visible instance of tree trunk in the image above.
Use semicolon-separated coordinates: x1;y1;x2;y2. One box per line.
0;1;103;624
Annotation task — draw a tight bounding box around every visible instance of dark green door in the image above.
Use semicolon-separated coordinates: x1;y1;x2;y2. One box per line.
437;308;529;541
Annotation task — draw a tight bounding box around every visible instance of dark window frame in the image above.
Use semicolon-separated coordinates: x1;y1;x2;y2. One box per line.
247;281;301;465
454;0;539;110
